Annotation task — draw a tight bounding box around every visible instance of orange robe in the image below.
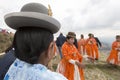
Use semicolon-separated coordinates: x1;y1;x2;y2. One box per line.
85;38;99;59
78;39;86;55
57;42;84;80
107;41;120;65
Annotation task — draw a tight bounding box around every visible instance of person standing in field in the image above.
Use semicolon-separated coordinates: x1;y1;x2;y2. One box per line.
107;35;120;66
78;34;86;55
85;33;99;60
56;33;66;58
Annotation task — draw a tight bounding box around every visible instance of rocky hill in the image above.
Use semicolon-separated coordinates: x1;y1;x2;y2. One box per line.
0;32;13;53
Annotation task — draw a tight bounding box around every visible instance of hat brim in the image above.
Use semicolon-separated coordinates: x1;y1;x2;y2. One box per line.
4;12;61;33
67;35;76;38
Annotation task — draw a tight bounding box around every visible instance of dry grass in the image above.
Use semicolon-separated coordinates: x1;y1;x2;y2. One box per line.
52;50;120;80
84;51;120;80
0;32;13;53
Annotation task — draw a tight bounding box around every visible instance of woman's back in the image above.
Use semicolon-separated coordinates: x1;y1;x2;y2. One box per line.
4;59;67;80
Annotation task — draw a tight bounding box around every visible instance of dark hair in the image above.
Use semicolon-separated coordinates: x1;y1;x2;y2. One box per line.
66;36;72;40
13;27;53;64
81;34;84;38
116;35;120;39
66;32;76;39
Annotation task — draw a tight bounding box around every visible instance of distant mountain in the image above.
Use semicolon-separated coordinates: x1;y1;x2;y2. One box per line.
101;42;111;50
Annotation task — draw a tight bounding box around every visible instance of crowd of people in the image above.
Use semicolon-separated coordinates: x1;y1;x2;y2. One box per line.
0;2;120;80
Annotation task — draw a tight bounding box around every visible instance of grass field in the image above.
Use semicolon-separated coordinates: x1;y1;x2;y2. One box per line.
52;50;120;80
84;51;120;80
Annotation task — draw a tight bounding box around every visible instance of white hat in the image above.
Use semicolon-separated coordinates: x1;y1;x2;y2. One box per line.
4;3;61;33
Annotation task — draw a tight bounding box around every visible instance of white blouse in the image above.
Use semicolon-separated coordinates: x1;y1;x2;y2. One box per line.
4;59;67;80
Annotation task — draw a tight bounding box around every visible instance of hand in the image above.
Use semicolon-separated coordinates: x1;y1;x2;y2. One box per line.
87;56;95;63
75;61;85;69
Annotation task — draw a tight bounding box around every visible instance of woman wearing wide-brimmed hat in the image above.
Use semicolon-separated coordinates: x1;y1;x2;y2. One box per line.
57;32;85;80
3;3;67;80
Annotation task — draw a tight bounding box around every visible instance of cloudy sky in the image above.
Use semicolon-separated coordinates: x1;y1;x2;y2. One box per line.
0;0;120;43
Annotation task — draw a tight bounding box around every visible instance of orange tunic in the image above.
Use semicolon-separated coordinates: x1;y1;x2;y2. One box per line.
78;39;86;55
57;42;84;80
107;41;120;65
85;38;99;59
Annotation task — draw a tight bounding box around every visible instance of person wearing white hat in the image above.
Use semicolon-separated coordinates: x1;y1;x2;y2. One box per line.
4;3;67;80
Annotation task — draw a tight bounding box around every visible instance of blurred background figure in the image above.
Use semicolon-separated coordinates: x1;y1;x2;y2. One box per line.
85;33;99;60
78;34;86;55
56;33;66;58
107;35;120;66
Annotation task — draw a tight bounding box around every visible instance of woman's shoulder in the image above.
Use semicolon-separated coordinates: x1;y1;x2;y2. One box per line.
4;59;67;80
47;70;68;80
28;65;67;80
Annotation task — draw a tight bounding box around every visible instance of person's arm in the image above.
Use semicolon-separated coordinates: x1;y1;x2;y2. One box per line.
83;55;94;63
75;60;85;69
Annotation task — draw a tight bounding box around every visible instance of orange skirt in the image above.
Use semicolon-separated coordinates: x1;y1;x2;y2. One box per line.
57;59;84;80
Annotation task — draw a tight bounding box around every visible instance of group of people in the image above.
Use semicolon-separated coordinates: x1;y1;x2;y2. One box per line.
0;2;120;80
56;32;100;80
56;32;120;80
78;33;101;60
56;32;101;60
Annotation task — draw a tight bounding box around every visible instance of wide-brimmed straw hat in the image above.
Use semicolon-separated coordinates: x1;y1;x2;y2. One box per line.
4;3;61;33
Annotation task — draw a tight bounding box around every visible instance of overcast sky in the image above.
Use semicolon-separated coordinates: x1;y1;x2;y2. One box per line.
0;0;120;43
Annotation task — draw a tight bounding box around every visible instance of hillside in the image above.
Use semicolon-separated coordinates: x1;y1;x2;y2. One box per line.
0;32;13;53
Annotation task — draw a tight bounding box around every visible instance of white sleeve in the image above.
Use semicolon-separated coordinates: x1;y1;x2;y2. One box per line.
83;55;88;58
69;59;76;65
83;55;89;61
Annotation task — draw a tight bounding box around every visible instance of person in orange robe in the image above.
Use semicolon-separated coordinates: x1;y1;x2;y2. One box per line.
78;34;86;55
57;32;85;80
107;35;120;66
85;33;99;60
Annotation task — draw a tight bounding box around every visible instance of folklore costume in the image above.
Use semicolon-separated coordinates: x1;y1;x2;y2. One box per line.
57;42;84;80
107;41;120;65
85;37;99;59
78;38;86;55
